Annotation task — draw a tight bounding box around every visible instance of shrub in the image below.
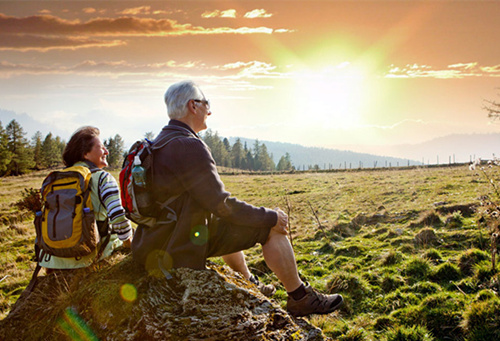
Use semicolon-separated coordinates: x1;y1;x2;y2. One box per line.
373;315;393;331
14;187;41;213
390;305;421;326
334;244;367;258
454;277;479;294
410;211;442;229
461;298;500;341
419;292;466;340
385;325;435;341
380;274;405;293
444;211;463;228
338;327;368;341
414;228;439;246
403;281;441;295
458;249;489;276
429;262;461;283
373;291;420;315
404;257;431;284
474;289;497;302
474;260;495;283
327;271;370;314
423;249;442;263
381;250;404;266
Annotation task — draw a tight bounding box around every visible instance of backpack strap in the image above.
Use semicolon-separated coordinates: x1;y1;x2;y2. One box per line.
83;162;112;259
26;247;45;293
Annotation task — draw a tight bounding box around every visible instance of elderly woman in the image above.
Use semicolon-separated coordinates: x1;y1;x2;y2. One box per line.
39;126;133;269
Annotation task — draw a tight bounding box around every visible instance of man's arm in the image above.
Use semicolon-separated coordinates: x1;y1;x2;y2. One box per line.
170;137;277;228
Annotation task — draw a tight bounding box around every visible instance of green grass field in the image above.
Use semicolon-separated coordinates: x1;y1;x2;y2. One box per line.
1;165;500;340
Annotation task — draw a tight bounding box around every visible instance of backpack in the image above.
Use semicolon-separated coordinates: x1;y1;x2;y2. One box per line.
119;132;186;227
34;165;105;258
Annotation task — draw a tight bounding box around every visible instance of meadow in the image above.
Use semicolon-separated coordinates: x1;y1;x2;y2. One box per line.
1;164;500;340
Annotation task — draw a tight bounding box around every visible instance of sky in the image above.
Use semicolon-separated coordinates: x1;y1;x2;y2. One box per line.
0;0;499;161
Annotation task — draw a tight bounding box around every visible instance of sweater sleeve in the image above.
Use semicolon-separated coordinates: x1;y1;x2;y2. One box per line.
169;137;277;228
98;172;133;241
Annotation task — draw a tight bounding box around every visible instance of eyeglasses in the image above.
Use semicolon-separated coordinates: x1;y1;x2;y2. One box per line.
192;99;210;110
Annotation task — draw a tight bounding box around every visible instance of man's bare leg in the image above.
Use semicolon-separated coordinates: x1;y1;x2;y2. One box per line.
222;251;251;279
261;229;302;292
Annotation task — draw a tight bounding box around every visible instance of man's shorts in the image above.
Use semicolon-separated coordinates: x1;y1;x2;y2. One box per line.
206;217;273;258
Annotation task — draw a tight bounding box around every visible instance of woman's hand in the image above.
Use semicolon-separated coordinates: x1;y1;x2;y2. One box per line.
122;236;133;249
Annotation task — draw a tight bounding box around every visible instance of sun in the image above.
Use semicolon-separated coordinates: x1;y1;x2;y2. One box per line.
290;62;370;130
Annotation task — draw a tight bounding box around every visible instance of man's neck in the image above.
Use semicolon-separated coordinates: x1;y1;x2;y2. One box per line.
176;117;199;133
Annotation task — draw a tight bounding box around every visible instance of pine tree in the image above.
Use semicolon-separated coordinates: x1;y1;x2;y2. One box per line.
277;152;293;171
105;134;125;169
230;138;244;169
144;131;155;141
41;132;60;168
31;131;44;170
6;119;34;175
0;121;12;175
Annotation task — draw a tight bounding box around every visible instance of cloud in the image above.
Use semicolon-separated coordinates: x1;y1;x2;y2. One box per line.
0;34;124;52
244;9;272;19
0;13;291;50
385;62;500;78
83;8;97;14
202;9;237;18
0;60;207;77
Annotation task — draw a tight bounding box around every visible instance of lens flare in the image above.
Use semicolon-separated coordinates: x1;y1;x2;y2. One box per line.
120;283;137;303
190;225;209;246
57;307;98;341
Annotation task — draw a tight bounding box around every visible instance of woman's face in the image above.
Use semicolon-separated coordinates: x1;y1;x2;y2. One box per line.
84;136;109;169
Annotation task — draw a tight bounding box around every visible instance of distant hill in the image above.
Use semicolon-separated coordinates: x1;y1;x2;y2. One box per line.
379;133;499;164
228;137;420;170
229;133;499;169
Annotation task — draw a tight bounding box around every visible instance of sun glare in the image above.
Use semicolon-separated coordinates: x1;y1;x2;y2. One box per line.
291;63;370;130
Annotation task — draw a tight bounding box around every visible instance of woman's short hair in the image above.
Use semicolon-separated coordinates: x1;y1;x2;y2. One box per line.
164;80;205;120
62;126;100;166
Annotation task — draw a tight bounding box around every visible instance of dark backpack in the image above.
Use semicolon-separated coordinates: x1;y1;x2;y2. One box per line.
119;131;190;227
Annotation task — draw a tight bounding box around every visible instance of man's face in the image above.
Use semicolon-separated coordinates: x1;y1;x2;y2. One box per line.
193;98;211;132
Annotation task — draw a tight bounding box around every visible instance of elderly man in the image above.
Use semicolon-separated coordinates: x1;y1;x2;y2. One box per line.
132;80;343;317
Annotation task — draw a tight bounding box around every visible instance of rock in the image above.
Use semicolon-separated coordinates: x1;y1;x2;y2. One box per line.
0;254;328;340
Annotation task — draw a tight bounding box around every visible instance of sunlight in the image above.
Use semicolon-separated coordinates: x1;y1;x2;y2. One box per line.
290;62;370;129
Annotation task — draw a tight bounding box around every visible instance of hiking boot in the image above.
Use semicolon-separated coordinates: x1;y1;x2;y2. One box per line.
287;283;343;317
250;275;276;297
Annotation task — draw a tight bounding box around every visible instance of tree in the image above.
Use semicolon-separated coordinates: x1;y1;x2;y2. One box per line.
277;152;293;171
484;95;500;120
230;138;245;169
31;131;44;169
105;134;125;169
41;133;61;168
0;121;12;175
144;131;156;141
6;119;34;175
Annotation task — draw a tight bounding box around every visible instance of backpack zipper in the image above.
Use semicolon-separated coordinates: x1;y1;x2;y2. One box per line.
52;194;60;238
52;180;77;189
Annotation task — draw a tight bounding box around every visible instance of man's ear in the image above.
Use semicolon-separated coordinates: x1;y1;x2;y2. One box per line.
187;99;197;113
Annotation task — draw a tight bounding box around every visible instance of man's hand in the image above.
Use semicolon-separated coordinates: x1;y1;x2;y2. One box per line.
271;208;288;235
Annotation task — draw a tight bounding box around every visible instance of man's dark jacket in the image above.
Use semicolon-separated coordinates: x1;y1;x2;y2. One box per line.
132;120;278;270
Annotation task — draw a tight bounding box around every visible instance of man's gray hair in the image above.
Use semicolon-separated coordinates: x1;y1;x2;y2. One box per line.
164;80;205;120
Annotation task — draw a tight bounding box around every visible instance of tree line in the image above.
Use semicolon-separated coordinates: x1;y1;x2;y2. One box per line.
0;120;294;177
201;129;293;172
0;119;126;176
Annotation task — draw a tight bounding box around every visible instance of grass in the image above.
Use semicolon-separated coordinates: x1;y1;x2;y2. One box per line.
1;164;500;340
